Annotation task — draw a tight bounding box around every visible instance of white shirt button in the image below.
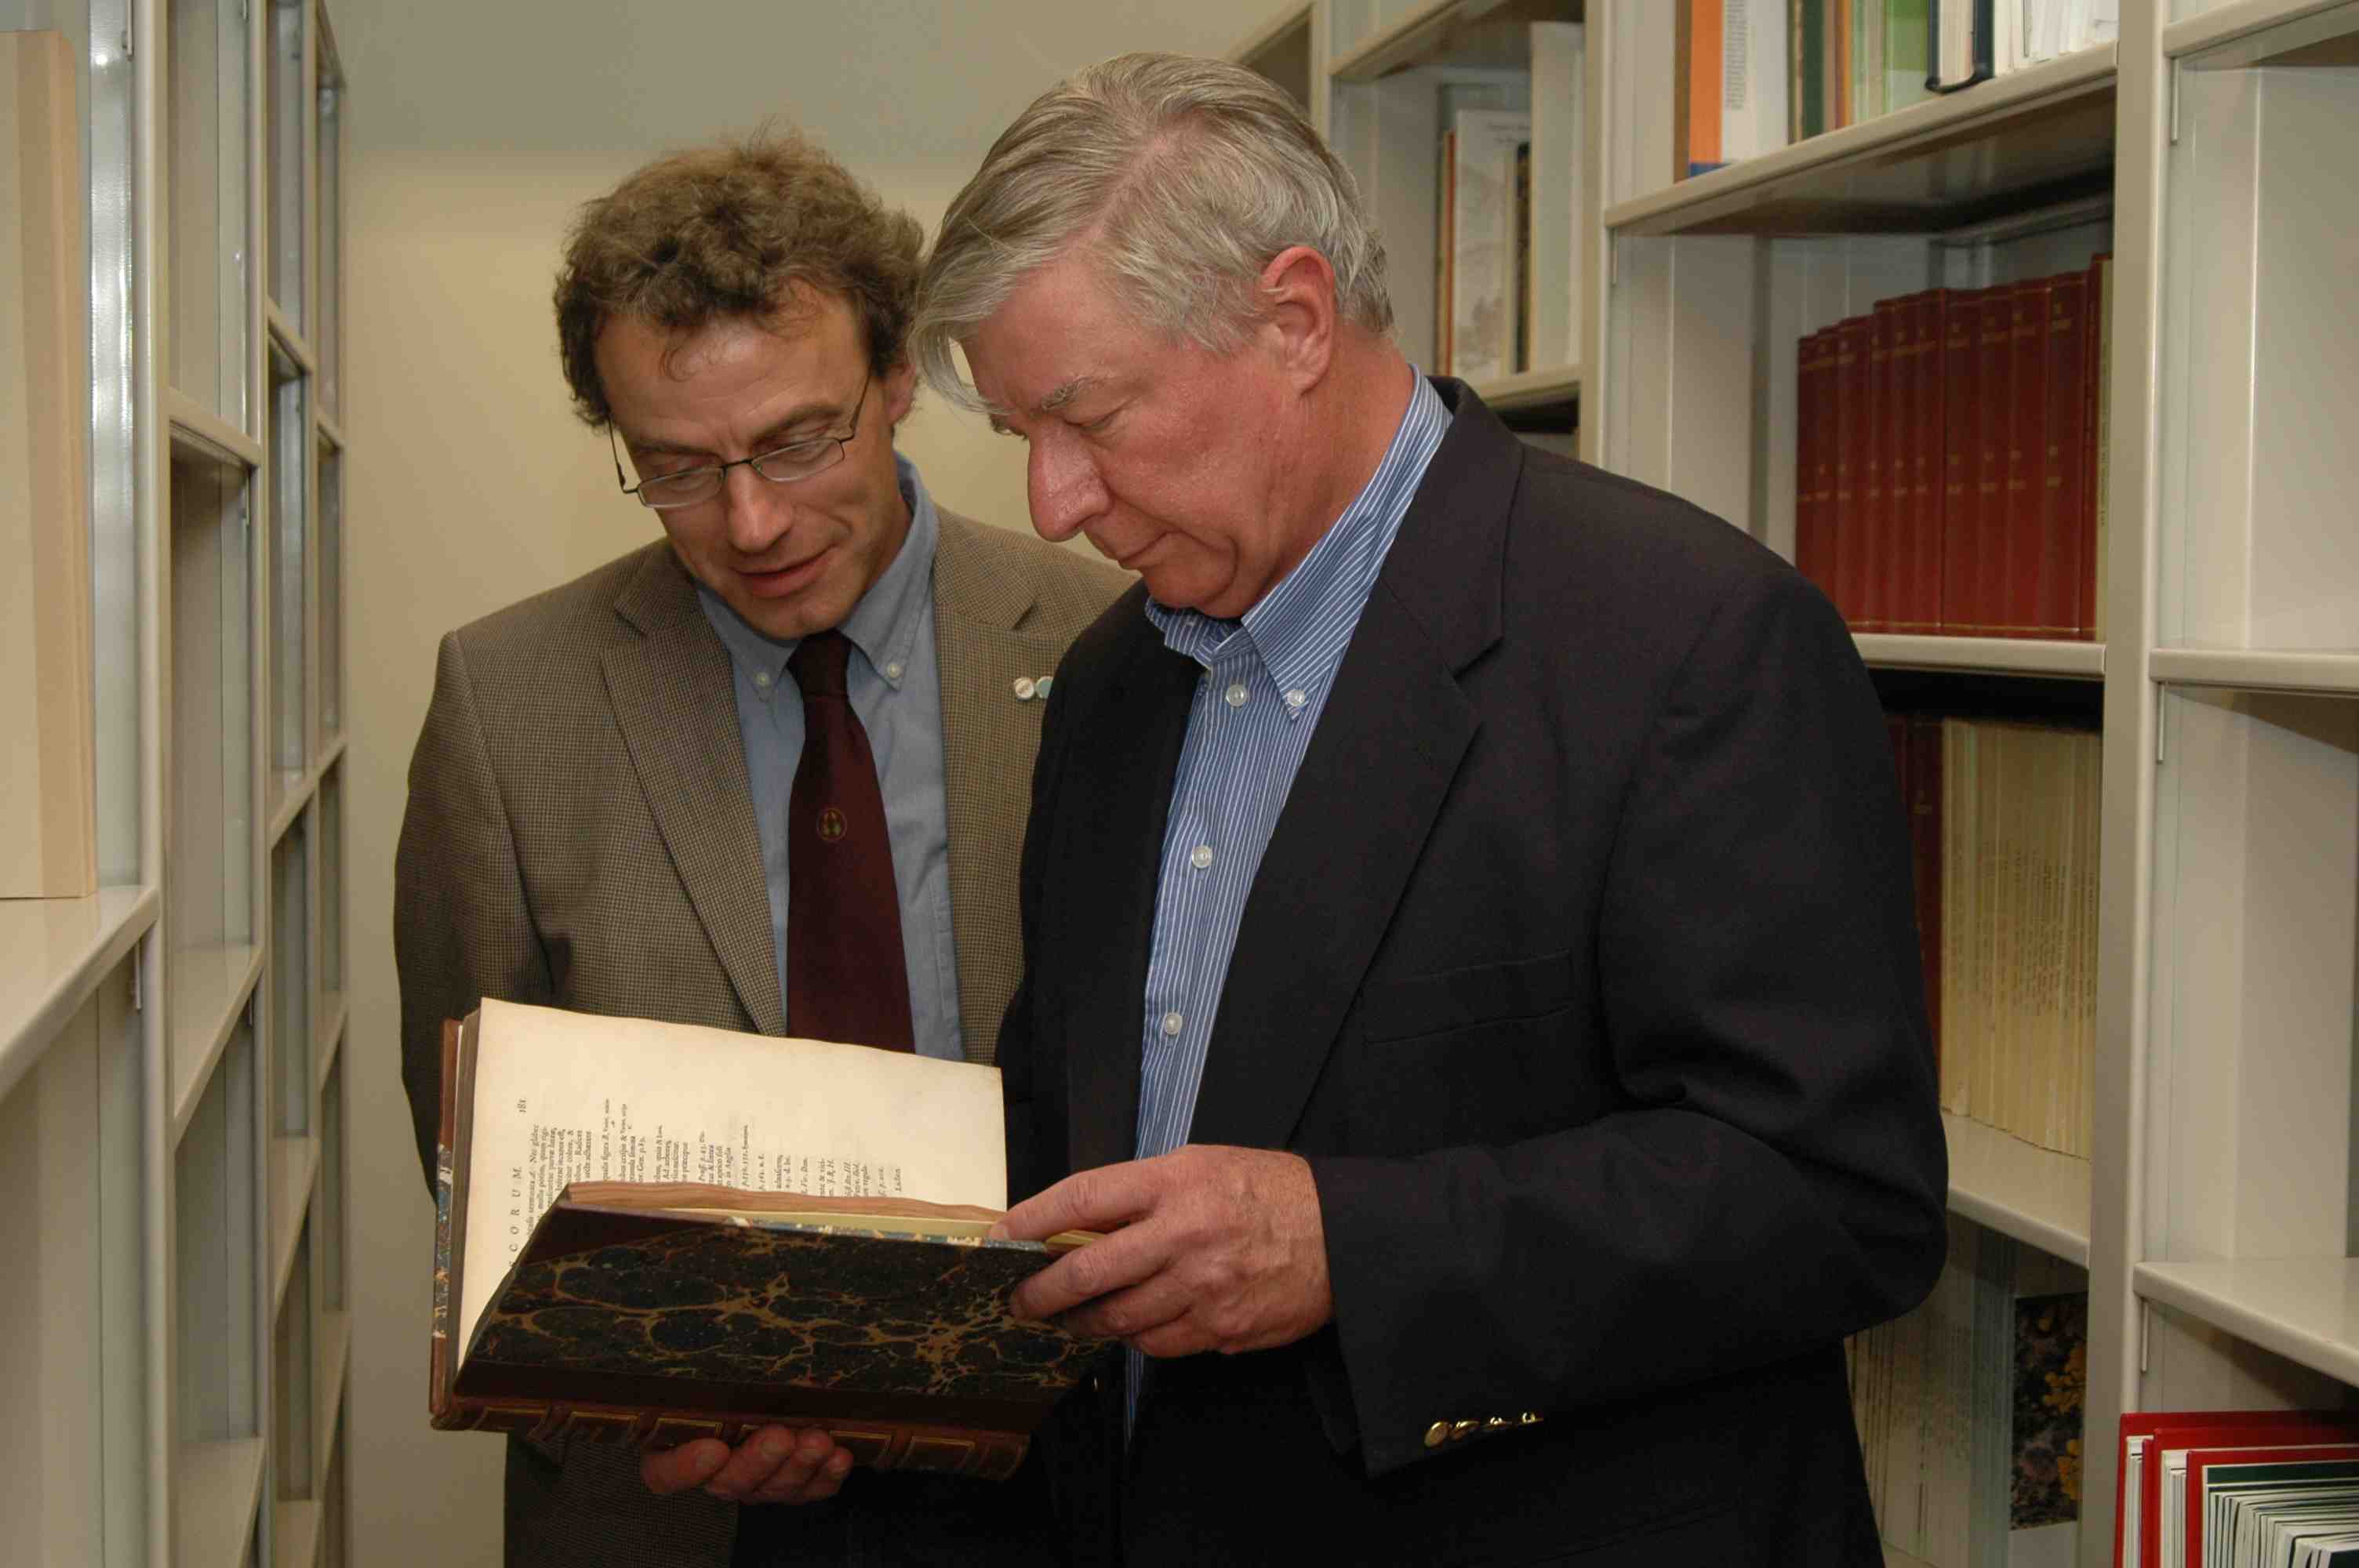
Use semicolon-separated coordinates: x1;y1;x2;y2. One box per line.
1224;682;1250;709
752;670;773;689
1284;688;1307;710
1161;1011;1184;1037
1012;677;1037;700
1190;844;1213;870
884;662;903;681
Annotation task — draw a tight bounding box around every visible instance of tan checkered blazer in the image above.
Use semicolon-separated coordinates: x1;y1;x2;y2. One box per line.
393;510;1125;1566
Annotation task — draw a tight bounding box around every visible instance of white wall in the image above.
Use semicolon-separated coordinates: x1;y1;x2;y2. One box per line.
335;5;1284;1562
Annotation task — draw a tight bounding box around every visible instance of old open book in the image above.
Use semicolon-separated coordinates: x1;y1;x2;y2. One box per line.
430;998;1107;1479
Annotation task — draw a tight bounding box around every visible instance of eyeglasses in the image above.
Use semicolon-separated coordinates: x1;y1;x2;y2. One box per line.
610;366;873;510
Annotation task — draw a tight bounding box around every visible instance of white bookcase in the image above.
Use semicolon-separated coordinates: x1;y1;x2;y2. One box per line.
1227;0;2359;1560
0;0;352;1561
1230;0;1586;433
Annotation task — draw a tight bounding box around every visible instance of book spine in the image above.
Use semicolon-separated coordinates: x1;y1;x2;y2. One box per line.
432;1019;463;1420
2086;252;2112;641
1938;287;1981;633
1972;289;2013;637
1691;0;1726;174
2007;277;2055;637
1912;291;1946;637
2044;272;2091;644
1883;296;1925;632
1859;300;1895;632
1834;314;1870;626
429;1397;1032;1481
1794;329;1830;600
1908;713;1945;1065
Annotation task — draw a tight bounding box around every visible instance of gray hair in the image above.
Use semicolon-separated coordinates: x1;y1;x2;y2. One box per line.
913;51;1392;408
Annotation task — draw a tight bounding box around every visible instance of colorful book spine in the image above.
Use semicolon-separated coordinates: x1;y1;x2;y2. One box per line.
1939;286;1982;633
2007;277;2055;637
2044;272;2091;642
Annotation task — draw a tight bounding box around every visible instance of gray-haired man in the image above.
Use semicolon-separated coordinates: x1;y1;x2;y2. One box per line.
907;51;1948;1565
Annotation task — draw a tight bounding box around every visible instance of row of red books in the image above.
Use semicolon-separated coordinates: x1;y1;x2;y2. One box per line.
2117;1407;2359;1566
1796;254;2113;641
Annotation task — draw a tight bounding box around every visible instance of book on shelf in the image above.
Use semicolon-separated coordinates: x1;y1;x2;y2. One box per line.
2114;1410;2359;1568
1848;1214;2087;1566
429;999;1110;1479
1678;0;1787;178
1932;0;2112;93
1794;256;2110;641
1525;20;1585;372
1882;713;2099;1160
1443;107;1531;386
2;30;97;900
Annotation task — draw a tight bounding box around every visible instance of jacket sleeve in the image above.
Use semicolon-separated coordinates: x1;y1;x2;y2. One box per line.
394;630;553;1196
1307;567;1950;1476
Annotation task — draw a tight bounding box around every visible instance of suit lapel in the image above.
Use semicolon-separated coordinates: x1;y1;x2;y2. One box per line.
1059;622;1199;1175
931;512;1091;1065
601;548;786;1036
1187;381;1521;1153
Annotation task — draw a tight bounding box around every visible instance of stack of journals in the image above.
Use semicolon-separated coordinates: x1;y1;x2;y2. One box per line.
1797;256;2112;641
1886;715;2100;1160
2115;1410;2359;1566
1849;1214;2086;1566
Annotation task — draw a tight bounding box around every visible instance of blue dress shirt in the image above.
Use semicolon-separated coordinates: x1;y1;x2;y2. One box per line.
696;456;963;1061
1123;373;1449;1429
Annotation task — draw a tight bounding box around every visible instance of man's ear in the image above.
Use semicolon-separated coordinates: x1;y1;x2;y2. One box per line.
880;355;920;429
1257;245;1339;391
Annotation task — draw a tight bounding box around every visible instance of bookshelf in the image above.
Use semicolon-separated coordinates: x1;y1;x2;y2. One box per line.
0;0;353;1561
1227;0;2359;1559
1231;0;1585;435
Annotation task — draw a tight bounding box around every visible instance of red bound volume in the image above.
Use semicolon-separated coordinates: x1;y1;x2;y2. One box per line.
2083;253;2113;640
2007;277;2057;639
1972;290;2014;637
1910;292;1949;637
1938;288;1981;633
1877;298;1920;632
1833;314;1871;626
1794;329;1835;602
1857;301;1896;632
2044;272;2091;643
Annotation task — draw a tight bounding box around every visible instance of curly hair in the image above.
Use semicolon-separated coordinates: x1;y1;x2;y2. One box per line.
554;129;925;428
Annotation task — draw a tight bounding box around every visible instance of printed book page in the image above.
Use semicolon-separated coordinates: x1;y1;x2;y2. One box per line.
459;997;1005;1354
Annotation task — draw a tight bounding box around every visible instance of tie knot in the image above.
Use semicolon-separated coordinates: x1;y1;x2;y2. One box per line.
790;629;852;699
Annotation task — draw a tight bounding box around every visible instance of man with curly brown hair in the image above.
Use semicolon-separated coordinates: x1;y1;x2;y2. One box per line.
394;130;1125;1566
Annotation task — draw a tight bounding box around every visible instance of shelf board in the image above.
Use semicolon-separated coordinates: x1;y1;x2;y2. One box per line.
316;1308;352;1463
1227;1;1311;69
169;943;267;1144
1855;633;2105;679
267;769;311;846
1605;44;2117;238
165;389;266;471
175;1436;266;1568
1942;1112;2091;1266
2135;1258;2359;1390
1329;0;1562;82
273;1498;323;1568
270;1134;321;1311
315;409;347;453
0;884;158;1105
1473;362;1580;414
314;995;347;1095
2150;647;2359;696
2165;0;2359;65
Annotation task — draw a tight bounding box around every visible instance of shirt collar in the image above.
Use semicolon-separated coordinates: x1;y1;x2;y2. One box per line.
696;452;936;690
1147;372;1451;702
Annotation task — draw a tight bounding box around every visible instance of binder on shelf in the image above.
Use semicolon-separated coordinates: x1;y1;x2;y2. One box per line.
1;30;98;900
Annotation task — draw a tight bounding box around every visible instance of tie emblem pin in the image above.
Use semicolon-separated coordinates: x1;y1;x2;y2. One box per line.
816;807;848;843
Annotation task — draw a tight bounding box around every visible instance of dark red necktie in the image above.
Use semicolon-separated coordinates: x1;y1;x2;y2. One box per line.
784;630;915;1051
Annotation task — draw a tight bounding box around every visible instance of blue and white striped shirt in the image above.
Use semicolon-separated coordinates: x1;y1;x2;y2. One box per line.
1134;373;1450;1159
1125;371;1448;1425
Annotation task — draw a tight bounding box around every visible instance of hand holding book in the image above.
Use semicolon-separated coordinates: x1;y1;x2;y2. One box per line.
996;1144;1333;1358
